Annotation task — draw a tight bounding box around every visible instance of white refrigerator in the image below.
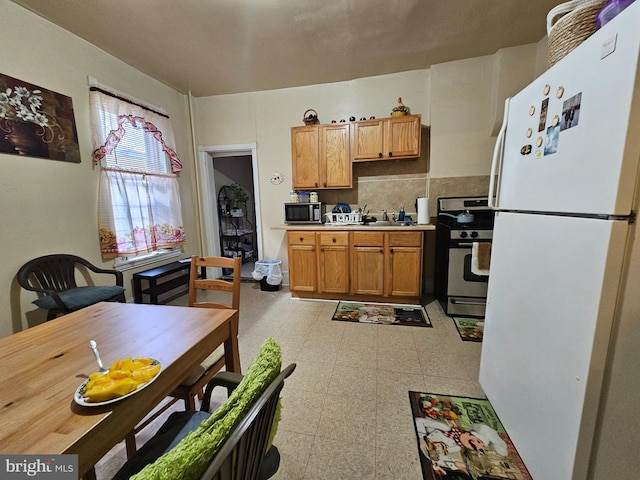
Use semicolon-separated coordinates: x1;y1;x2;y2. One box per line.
479;2;640;480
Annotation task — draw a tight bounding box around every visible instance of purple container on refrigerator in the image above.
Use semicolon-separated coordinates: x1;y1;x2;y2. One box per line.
480;3;640;479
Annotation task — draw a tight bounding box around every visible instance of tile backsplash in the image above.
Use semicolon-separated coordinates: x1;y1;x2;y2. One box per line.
318;174;490;222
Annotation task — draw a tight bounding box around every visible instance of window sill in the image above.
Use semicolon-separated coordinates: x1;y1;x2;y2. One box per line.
114;249;182;272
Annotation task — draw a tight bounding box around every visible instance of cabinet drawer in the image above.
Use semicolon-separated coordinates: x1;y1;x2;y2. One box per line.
389;231;423;247
318;232;349;246
288;231;317;245
351;231;384;247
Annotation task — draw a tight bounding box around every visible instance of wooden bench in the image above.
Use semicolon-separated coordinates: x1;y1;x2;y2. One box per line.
133;260;206;304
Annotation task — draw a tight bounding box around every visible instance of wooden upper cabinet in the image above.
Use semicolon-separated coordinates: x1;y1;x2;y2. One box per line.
351;119;385;160
291;123;351;189
352;114;421;162
291;126;320;189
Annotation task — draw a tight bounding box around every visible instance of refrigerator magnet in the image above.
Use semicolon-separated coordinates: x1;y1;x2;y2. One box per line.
529;105;536;116
526;128;533;138
538;98;549;132
543;84;551;96
556;86;565;98
561;93;582;131
544;125;560;155
521;144;532;155
552;115;560;127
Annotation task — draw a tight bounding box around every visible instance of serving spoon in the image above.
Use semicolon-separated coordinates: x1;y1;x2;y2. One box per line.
89;339;109;373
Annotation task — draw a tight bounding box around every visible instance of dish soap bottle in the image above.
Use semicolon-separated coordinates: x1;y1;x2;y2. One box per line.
398;206;405;221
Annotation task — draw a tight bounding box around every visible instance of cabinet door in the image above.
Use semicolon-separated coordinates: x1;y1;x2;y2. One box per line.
318;232;349;293
287;232;317;292
351;119;384;161
387;246;422;297
351;246;385;296
386;115;421;158
291;126;320;189
386;231;423;297
320;124;351;188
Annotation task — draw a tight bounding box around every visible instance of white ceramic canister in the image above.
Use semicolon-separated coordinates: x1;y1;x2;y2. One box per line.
310;191;318;202
290;191;299;202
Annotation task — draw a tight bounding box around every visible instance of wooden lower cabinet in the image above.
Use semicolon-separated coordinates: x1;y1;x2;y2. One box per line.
318;232;349;294
287;231;317;292
387;232;423;297
287;229;423;302
350;232;385;296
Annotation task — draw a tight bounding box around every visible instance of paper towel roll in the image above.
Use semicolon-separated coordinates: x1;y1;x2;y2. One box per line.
417;197;429;224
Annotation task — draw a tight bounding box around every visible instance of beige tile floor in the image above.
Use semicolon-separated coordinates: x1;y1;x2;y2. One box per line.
95;282;486;480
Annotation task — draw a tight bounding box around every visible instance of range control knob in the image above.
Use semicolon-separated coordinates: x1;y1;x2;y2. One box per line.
459;231;468;238
470;231;479;238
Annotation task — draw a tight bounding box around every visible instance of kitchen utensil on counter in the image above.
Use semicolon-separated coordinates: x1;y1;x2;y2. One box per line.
89;339;109;373
438;210;475;224
332;203;351;213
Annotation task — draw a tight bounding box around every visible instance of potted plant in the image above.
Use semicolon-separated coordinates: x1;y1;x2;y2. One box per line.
229;183;249;216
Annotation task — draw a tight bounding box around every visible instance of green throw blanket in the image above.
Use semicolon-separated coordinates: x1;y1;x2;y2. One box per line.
132;337;282;480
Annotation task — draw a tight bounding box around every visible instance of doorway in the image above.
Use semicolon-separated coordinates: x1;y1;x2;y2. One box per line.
197;143;262;279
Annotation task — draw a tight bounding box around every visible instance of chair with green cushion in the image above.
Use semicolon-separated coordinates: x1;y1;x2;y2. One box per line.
17;254;126;320
113;338;294;480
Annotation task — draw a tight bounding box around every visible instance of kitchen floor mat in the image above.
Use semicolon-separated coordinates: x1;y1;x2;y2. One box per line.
332;301;431;327
409;391;532;480
452;316;484;342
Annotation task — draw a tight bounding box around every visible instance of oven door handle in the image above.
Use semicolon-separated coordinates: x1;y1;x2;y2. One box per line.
451;298;487;306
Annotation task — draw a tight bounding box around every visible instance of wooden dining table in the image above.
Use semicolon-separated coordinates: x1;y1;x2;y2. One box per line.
0;301;240;479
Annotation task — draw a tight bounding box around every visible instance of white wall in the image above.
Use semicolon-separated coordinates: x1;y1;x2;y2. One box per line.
194;71;431;263
0;1;197;337
194;46;539;262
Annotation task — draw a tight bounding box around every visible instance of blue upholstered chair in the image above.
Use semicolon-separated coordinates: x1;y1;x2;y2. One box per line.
17;254;126;320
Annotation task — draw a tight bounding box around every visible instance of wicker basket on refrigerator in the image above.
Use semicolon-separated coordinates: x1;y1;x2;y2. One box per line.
547;0;608;66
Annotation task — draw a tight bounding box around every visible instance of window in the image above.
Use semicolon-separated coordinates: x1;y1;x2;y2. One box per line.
89;86;185;261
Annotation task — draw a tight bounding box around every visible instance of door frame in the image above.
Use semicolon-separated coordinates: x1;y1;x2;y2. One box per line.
197;143;262;261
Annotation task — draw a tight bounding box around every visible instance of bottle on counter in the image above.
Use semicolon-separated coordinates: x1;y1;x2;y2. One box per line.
310;191;318;202
290;191;299;202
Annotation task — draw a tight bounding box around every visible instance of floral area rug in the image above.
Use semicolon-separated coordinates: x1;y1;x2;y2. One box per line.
453;317;484;342
332;301;431;327
410;391;532;480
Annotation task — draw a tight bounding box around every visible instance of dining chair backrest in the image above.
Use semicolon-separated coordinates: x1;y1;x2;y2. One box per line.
188;255;242;310
17;253;125;320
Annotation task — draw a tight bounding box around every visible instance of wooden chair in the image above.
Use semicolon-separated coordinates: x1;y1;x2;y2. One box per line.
125;255;242;457
174;254;242;409
17;254;125;320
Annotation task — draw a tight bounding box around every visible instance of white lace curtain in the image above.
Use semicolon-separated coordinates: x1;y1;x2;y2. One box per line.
90;87;185;258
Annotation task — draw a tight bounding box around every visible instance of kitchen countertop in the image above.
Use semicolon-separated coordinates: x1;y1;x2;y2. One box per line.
272;223;435;231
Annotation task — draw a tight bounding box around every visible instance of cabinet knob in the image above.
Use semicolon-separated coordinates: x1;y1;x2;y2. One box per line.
299;237;304;242
390;248;394;254
332;237;336;243
388;152;393;157
378;152;383;158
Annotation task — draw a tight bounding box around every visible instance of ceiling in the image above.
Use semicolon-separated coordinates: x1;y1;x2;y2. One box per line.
11;0;560;97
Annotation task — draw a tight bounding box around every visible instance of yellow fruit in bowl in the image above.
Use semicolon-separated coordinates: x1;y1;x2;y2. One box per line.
84;377;139;402
131;363;161;383
83;357;160;402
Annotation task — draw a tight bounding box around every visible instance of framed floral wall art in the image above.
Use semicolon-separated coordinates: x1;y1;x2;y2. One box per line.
0;73;80;163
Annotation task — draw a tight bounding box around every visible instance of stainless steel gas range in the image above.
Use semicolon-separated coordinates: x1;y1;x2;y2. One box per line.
435;196;495;317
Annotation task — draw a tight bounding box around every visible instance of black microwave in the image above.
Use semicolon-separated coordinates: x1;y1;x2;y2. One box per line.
284;202;324;224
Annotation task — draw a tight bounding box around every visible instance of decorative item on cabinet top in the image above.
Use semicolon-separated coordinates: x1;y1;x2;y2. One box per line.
303;109;319;125
391;97;410;116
